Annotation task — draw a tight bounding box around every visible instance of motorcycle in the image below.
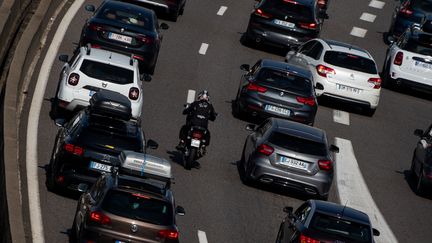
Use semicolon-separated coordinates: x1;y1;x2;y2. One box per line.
182;126;208;170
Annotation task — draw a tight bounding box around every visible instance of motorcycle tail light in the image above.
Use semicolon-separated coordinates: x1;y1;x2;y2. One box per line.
192;131;203;139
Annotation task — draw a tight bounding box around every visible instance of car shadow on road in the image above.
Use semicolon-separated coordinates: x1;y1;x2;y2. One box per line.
238;32;290;57
382;84;432;101
317;96;370;117
400;169;432;199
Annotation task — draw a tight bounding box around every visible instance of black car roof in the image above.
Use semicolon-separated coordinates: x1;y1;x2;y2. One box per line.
101;0;155;16
311;200;371;225
272;118;325;143
260;59;313;81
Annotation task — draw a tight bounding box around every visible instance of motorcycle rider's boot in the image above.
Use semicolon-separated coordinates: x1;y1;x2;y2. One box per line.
176;140;185;151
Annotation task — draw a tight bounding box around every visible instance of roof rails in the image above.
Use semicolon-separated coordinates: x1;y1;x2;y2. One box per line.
86;43;91;55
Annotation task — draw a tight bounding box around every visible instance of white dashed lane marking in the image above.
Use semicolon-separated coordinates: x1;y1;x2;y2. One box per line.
369;0;385;9
217;6;227;16
198;230;208;243
199;43;209;55
350;27;368;38
333;110;350;125
360;12;376;23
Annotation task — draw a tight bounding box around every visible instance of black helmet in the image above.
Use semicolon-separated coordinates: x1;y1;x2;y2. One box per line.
197;90;210;101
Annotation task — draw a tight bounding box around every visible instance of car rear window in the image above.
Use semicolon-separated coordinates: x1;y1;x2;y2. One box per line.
256;68;313;94
324;51;378;74
98;7;152;30
102;190;173;225
80;60;134;85
268;132;327;156
310;213;372;242
404;34;432;55
412;0;432;13
261;0;314;20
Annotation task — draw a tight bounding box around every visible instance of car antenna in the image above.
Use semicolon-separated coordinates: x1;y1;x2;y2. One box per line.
340;200;348;218
109;52;112;59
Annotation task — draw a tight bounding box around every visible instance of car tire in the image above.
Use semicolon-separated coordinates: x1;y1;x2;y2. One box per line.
416;167;426;196
275;222;284;243
46;164;58;193
364;107;376;117
169;8;180;22
233;98;246;119
381;60;393;89
242;159;254;185
410;153;417;178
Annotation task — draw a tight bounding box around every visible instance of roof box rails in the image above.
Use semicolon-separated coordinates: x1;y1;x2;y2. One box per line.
119;150;172;187
89;90;132;121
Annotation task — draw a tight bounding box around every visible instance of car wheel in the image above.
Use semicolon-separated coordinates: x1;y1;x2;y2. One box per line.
416;167;426;196
242;159;254;185
169;8;180;22
410;153;417;178
363;107;376;117
233;98;246;119
46;164;58;192
275;222;284;243
381;60;393;89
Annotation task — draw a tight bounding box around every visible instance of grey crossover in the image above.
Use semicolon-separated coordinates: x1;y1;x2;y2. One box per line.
239;118;339;200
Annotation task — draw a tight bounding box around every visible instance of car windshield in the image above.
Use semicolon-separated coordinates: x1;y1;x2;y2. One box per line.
256;68;313;94
80;60;134;84
268;132;327;156
324;51;378;74
98;7;152;30
310;213;372;242
102;190;173;225
261;0;314;21
404;34;432;56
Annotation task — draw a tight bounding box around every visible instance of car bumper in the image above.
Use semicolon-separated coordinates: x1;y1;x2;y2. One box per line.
54;171;100;191
238;96;316;125
388;66;432;92
248;158;333;197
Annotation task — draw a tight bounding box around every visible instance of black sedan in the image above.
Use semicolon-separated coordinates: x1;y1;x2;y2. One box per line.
79;0;169;74
234;59;317;126
411;124;432;196
117;0;186;22
276;200;380;243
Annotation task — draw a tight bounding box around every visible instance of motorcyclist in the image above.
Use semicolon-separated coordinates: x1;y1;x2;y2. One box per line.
176;90;217;151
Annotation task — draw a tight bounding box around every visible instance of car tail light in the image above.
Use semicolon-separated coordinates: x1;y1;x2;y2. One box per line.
394;51;403;66
254;8;272;19
88;23;105;32
192;131;203;139
158;230;179;240
300;233;320;243
133;55;144;61
68;73;80;86
296;96;316;106
399;7;413;16
368;77;382;89
136;35;154;44
317;0;326;7
56;175;65;183
247;83;267;93
299;22;318;30
257;144;274;156
90;211;111;225
90;44;101;48
318;160;333;171
129;87;140;100
64;143;84;156
316;64;335;77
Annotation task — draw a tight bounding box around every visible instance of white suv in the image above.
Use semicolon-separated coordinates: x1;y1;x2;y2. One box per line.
286;39;381;116
55;45;150;118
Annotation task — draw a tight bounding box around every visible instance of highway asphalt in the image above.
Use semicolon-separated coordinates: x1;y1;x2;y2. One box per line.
18;0;432;242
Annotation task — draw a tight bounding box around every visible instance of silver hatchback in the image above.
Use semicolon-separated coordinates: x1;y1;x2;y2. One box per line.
239;118;339;200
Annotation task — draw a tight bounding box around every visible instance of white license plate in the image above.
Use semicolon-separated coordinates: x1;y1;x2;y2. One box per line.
115;241;125;243
336;84;361;94
89;161;112;172
89;90;96;97
414;60;432;69
265;105;290;115
191;139;200;148
280;156;307;170
108;32;132;44
274;19;295;28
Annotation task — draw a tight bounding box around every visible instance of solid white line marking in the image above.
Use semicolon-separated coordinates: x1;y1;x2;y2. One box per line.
369;0;385;9
198;43;209;55
333;110;350;125
350;27;367;38
217;6;227;16
335;138;398;243
198;230;208;243
26;0;85;242
360;12;376;23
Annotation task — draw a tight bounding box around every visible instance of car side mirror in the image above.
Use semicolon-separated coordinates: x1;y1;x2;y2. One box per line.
330;144;339;153
176;206;185;216
240;64;250;71
54;118;66;127
140;74;152;82
160;23;169;30
283;206;293;214
285;50;296;61
372;228;380;236
245;124;256;131
414;129;424;137
77;183;89;193
146;139;158;149
386;35;396;45
85;4;95;12
58;54;69;62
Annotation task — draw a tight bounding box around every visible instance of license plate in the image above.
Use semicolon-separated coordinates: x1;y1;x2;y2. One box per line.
265;105;290;115
274;19;295;28
336;84;361;94
115;241;126;243
89;90;96;97
414;60;432;69
191;139;200;148
279;156;307;170
108;32;132;44
89;161;112;172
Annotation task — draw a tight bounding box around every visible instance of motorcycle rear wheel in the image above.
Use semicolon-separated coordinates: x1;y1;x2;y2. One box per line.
184;148;197;170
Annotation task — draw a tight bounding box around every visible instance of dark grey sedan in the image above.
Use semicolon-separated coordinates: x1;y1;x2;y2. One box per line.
234;59;317;125
239;118;339;200
411;123;432;196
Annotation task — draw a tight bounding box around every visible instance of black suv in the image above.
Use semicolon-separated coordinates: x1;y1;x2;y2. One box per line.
243;0;328;49
47;90;157;192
